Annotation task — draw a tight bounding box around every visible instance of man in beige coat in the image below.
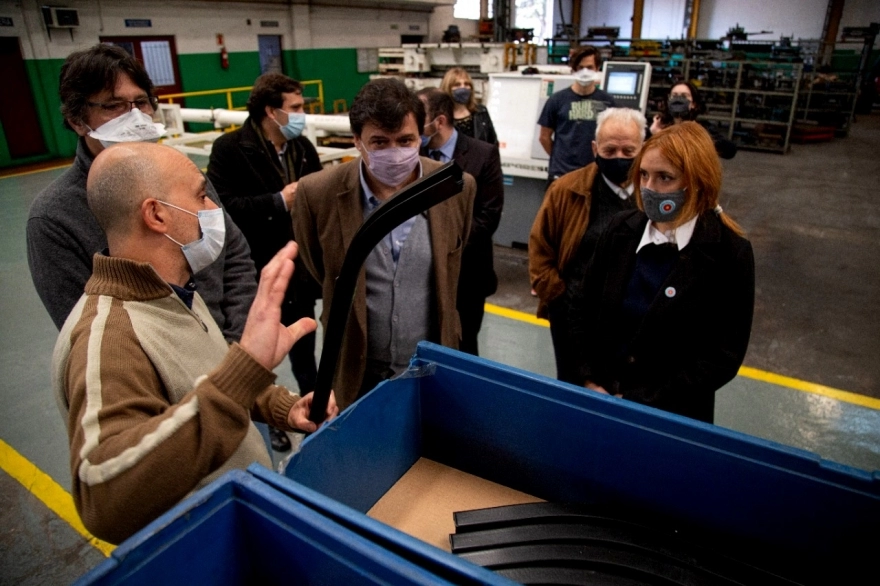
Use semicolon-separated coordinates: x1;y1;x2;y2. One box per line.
294;78;475;409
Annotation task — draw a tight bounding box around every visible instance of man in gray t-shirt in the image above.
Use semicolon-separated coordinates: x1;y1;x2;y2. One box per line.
538;46;616;181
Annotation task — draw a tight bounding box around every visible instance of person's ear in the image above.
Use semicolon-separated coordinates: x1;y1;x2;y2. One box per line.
592;141;599;157
68;117;90;138
264;105;277;122
142;198;170;234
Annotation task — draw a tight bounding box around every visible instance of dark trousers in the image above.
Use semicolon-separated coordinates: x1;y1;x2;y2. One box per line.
457;291;487;356
547;300;578;385
281;292;317;394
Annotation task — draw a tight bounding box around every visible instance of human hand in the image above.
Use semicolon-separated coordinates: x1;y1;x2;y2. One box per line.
240;241;317;370
584;381;609;395
282;182;298;208
288;390;339;432
650;114;667;134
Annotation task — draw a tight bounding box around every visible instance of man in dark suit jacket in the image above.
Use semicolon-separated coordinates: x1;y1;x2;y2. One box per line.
294;79;475;410
417;88;504;355
207;73;323;450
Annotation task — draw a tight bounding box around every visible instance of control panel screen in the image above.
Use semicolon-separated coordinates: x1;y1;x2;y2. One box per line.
606;71;639;96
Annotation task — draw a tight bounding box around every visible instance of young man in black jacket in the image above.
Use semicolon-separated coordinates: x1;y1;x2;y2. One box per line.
207;73;323;451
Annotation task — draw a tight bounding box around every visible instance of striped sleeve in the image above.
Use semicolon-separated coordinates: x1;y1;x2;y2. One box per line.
63;295;275;544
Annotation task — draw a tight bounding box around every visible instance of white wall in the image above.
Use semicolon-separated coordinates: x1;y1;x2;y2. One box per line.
429;5;480;42
699;0;827;40
0;0;452;61
578;0;634;37
308;5;430;48
840;0;880;48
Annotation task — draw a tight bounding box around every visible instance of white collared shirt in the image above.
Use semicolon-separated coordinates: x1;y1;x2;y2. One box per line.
636;214;698;253
602;175;634;201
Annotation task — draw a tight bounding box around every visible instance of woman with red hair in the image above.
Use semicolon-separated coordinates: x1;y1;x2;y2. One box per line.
567;122;754;423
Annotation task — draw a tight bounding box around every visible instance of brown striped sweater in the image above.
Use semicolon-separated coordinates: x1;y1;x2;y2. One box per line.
52;254;299;544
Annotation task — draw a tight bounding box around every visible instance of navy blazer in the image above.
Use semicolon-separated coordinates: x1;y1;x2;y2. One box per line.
569;209;755;423
424;132;504;297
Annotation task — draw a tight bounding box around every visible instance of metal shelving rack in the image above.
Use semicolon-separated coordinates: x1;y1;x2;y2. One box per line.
693;60;803;153
646;58;802;153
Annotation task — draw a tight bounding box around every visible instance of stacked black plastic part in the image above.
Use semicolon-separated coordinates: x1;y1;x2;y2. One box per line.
450;503;800;586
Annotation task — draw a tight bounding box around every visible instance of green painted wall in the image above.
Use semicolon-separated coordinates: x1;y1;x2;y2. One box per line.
1;47;371;168
0;57;76;167
284;47;372;113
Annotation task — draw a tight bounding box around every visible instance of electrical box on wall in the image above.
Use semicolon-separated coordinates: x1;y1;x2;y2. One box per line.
41;6;79;28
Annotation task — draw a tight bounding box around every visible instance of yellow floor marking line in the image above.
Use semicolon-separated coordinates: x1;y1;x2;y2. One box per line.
484;303;879;410
485;303;549;328
737;366;880;410
0;163;72;178
0;438;115;556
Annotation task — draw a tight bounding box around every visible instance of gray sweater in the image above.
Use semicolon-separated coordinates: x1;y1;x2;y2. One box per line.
27;139;257;341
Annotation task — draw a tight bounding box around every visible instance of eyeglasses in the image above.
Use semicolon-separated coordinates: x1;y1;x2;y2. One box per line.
87;96;159;115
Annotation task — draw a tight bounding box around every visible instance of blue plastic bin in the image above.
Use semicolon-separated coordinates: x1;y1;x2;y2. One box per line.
284;342;880;581
75;469;508;585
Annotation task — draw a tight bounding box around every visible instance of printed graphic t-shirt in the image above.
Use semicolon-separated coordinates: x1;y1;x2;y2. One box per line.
538;87;616;179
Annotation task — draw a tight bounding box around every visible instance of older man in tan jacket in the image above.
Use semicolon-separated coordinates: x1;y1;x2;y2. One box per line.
294;78;475;409
529;107;646;383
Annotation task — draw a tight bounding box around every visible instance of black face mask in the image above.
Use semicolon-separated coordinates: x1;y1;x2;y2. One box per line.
595;155;634;186
667;96;693;118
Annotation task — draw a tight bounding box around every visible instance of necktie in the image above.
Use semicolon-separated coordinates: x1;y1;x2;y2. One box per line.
430;150;444;161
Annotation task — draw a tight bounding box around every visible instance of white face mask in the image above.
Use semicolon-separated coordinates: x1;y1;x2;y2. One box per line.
88;109;166;148
158;201;226;274
575;68;601;87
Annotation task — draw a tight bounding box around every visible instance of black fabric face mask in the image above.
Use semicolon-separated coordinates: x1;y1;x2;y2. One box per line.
595;155;634;186
667;96;693;118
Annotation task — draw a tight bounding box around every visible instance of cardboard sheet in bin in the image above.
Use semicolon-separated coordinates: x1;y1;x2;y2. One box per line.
77;469;505;585
282;342;880;579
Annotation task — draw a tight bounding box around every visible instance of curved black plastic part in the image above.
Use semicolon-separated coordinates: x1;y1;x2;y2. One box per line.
496;565;661;586
458;543;712;586
451;505;798;586
308;161;464;423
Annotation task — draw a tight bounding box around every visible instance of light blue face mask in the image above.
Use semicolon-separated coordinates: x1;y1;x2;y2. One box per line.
275;110;306;140
158;201;226;274
420;118;439;148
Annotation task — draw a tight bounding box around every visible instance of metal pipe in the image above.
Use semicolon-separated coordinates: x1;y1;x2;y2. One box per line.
821;0;846;66
687;0;701;39
632;0;644;39
572;0;582;40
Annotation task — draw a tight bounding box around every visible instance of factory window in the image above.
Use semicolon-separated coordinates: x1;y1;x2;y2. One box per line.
515;0;553;41
454;0;492;21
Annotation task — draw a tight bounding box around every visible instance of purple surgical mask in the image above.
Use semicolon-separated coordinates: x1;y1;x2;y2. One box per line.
363;145;420;187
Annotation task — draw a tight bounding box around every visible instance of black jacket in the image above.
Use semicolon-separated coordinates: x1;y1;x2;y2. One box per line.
461;105;498;146
569;209;754;423
424;132;504;297
207;118;323;271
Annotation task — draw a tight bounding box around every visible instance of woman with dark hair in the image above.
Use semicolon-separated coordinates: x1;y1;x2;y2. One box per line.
439;67;498;146
567;122;754;423
650;81;737;159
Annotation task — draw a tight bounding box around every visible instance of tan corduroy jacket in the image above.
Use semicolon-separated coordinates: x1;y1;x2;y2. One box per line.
294;157;476;409
529;163;601;319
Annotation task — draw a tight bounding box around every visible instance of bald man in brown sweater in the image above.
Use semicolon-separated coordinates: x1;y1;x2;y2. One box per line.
53;142;337;544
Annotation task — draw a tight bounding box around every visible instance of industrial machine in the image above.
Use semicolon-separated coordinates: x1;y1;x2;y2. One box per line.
601;61;652;114
485;69;573;247
487;62;652;247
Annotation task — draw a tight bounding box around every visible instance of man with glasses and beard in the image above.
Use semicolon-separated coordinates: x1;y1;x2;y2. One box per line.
27;43;256;343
